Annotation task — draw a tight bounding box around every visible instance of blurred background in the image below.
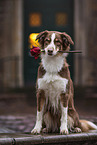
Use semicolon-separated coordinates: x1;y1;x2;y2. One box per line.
0;0;97;133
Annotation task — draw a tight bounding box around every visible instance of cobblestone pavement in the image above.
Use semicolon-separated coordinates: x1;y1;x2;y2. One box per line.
0;114;36;133
0;114;97;133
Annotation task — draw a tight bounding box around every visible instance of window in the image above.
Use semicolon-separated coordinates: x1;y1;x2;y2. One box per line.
56;12;67;26
29;13;42;27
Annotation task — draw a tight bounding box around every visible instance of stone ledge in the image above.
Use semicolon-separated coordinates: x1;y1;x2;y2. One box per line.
0;132;97;145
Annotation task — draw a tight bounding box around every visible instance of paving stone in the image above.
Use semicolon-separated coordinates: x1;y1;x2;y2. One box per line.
0;114;97;133
0;114;35;133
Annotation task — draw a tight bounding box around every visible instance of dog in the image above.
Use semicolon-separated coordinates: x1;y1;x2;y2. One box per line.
31;30;97;134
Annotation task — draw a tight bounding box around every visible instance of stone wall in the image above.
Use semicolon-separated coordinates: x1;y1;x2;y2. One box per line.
0;0;97;88
74;0;97;86
0;0;23;88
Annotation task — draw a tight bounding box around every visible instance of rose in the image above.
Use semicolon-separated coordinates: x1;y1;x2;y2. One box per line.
30;46;41;59
29;46;81;60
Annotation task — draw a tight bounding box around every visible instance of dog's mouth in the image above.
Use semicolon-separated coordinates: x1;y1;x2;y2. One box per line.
48;52;53;56
41;49;57;56
47;50;54;56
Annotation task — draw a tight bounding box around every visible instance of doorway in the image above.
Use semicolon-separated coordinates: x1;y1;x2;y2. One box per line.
23;0;74;86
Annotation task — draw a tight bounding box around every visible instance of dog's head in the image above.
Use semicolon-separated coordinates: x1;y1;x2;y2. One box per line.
36;30;74;57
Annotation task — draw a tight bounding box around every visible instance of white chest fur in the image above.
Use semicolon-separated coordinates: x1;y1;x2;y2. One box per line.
38;55;68;112
38;73;68;112
41;55;65;73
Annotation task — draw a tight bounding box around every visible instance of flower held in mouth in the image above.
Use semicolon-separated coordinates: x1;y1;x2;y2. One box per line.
30;46;41;59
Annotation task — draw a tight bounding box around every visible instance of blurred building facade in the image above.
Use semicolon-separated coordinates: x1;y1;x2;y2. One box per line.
0;0;97;89
0;0;23;88
74;0;97;86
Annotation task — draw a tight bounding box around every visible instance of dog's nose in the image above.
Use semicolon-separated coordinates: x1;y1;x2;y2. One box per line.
48;50;53;53
48;49;53;55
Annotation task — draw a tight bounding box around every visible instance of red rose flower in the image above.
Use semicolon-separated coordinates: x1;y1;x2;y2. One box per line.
30;46;41;59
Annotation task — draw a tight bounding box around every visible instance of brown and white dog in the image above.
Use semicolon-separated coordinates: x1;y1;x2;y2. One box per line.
31;30;97;134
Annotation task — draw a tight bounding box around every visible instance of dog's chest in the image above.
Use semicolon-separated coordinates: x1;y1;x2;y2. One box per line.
38;56;68;111
38;56;68;93
38;73;68;111
38;73;68;92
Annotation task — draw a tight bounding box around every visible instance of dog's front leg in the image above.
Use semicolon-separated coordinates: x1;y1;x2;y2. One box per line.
31;89;45;134
60;92;68;134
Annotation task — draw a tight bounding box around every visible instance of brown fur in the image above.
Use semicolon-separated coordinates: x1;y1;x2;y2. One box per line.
37;89;45;112
58;62;81;128
60;92;68;107
36;59;81;132
36;30;81;133
32;30;97;134
80;120;97;132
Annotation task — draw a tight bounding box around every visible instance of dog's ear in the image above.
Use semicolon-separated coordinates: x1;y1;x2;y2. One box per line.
36;30;48;47
61;32;74;49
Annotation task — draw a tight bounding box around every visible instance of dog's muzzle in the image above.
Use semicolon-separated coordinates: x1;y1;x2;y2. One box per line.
48;49;53;56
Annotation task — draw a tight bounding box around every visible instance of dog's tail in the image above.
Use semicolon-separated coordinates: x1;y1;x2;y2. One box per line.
80;120;97;133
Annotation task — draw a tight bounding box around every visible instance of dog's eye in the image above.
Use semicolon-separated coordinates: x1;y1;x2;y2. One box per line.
45;38;50;45
55;40;61;46
56;40;60;43
45;38;50;42
63;38;69;45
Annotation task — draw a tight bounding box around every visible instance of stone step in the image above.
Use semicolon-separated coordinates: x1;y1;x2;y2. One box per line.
0;128;15;133
0;133;97;145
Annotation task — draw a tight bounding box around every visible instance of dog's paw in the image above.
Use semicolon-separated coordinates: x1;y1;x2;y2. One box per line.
31;128;41;134
60;128;69;135
42;128;50;133
74;127;82;133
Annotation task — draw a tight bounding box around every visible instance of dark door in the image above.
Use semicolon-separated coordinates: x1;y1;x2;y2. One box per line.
23;0;74;86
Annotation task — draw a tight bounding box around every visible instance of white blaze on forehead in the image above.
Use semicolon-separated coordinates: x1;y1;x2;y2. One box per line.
46;33;56;50
43;32;58;56
51;33;56;44
49;33;56;50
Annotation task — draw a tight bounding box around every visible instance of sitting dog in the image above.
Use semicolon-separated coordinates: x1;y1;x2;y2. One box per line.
31;30;97;134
